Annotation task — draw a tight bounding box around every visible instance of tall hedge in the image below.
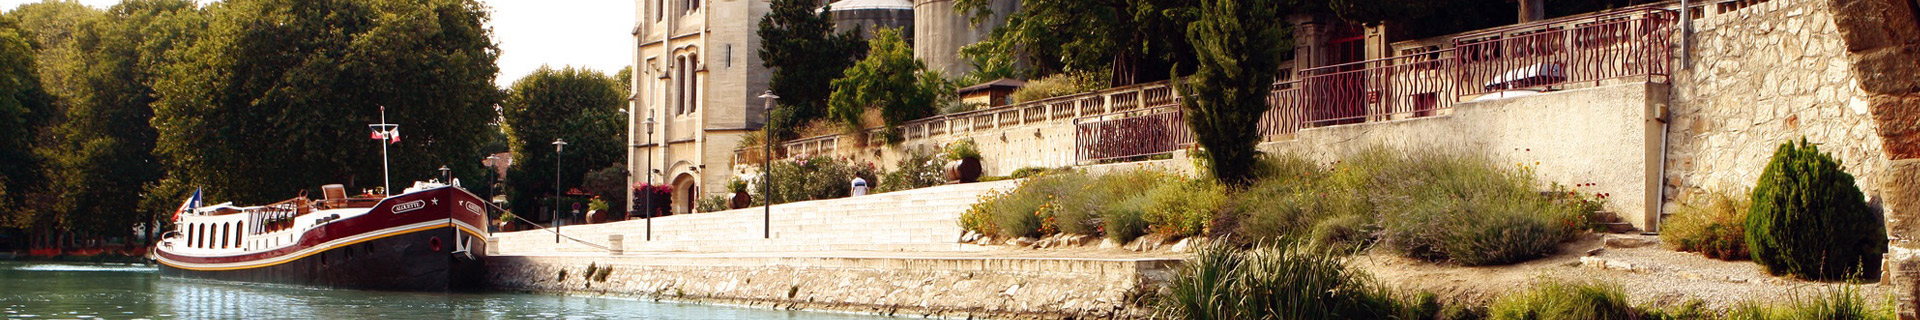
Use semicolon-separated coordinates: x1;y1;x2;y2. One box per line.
1745;139;1884;281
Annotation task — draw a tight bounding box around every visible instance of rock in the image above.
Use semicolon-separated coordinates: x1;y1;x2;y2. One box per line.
1586;247;1606;256
1603;235;1658;248
958;231;981;243
1007;237;1036;247
1098;238;1120;249
1169;238;1193;253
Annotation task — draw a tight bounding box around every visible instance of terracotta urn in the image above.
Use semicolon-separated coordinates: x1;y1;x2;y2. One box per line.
496;220;518;232
730;191;752;209
944;158;982;183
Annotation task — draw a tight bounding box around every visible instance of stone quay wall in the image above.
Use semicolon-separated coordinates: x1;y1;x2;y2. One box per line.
486;254;1180;319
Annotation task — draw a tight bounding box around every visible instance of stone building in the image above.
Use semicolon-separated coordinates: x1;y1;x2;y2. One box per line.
827;0;915;40
629;0;776;215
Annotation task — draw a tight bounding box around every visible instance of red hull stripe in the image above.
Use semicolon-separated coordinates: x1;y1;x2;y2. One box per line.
157;220;485;271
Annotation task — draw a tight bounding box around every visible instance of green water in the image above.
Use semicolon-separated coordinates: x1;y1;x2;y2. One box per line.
0;261;889;319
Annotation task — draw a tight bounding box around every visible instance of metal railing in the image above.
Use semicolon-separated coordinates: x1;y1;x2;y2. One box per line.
1072;8;1676;164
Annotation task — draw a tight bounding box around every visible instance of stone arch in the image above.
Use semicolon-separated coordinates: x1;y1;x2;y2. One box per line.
668;172;699;214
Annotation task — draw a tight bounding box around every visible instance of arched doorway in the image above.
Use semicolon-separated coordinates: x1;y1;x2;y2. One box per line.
669;173;698;215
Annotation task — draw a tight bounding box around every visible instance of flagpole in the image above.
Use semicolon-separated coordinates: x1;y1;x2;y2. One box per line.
381;106;390;196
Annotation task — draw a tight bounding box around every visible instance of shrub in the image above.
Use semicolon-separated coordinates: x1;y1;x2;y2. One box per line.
1725;285;1892;320
1158;242;1421;319
1308;214;1373;254
1233;169;1369;247
1663;191;1750;260
756;155;879;205
945;138;981;160
1488;280;1640;320
1009;166;1069;179
694;195;728;213
876;148;948;193
959;189;1005;236
1104;198;1151;243
973;172;1092;238
1009;70;1108;103
1140;180;1227;238
1746;139;1884;281
631;184;673;217
1368;152;1581;266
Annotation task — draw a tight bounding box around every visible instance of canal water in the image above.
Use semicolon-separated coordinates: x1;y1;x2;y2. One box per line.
0;261;888;319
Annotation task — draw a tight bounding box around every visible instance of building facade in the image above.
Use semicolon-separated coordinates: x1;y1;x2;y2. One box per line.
630;0;774;215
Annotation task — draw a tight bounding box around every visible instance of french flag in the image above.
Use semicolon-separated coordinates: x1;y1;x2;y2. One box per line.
172;188;201;222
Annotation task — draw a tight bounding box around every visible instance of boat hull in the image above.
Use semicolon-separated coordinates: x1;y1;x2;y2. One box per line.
155;187;491;292
158;226;485;291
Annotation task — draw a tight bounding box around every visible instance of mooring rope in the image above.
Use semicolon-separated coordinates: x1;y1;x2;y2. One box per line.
479;200;613;252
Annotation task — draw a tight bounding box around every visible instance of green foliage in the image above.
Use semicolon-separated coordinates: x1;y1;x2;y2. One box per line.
1007;167;1062;179
1487;280;1640;320
1231;154;1371;251
695;195;729;213
580;165;629;215
0;14;56;229
826;28;946;144
726;178;748;194
498;66;625;217
1008;70;1108;103
1175;0;1288;187
960;169;1192;241
875;148;947;193
1366;151;1582;266
1663;191;1750;260
944;138;981;160
1140;179;1226;238
757;0;866;141
587;198;609;212
1724;285;1892;320
753;156;878;205
152;0;502;207
952;0;1196;86
1157;242;1423;320
1745;139;1884;281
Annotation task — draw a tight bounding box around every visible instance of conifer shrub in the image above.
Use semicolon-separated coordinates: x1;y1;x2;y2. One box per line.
1663;191;1750;260
1745;139;1884;281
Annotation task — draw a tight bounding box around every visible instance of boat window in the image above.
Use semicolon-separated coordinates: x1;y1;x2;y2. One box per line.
237;222;245;249
220;223;229;249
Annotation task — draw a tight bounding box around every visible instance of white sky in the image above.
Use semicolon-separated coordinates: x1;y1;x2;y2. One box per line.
1;0;636;88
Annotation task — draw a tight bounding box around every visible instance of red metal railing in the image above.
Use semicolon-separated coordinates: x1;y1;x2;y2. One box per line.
1073;8;1675;164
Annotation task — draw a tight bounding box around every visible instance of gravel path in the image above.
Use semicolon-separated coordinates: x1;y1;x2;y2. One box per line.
1351;233;1897;310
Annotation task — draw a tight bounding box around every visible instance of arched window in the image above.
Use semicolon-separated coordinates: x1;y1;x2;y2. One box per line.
220;223;229;249
197;224;206;248
674;55;689;115
236;222;245;250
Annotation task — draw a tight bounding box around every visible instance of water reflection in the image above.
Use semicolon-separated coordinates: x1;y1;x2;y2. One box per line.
1;262;884;319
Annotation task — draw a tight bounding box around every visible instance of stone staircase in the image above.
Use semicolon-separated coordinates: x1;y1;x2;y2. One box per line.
489;180;1019;255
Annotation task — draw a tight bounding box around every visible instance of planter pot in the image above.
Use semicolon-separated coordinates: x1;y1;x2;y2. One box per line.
585;210;619;224
944;158;983;183
496;220;518;232
730;191;752;209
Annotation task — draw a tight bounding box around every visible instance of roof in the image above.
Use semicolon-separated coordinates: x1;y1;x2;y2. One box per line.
824;0;913;11
956;78;1027;95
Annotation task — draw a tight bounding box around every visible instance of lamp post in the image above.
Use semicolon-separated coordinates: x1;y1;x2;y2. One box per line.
553;138;567;244
643;116;655;241
757;90;778;239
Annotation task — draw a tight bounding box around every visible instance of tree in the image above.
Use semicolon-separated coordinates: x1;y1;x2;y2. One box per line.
953;0;1198;86
825;28;949;144
41;0;202;238
151;0;502;205
757;0;866;140
0;14;57;230
1176;0;1290;187
498;66;625;218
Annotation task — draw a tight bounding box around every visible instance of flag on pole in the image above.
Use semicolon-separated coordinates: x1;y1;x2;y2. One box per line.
386;128;399;144
370;129;385;140
172;188;202;222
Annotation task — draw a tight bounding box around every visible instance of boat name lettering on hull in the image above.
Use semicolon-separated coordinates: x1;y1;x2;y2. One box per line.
461;201;483;216
392;200;427;214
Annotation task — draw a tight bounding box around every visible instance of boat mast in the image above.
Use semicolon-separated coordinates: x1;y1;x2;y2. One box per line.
371;106;397;196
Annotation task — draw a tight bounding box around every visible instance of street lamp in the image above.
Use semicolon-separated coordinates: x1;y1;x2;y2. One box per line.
643;116;655;241
552;138;567;244
757;90;778;239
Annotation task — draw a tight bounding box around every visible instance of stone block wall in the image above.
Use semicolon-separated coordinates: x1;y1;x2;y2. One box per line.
1664;0;1890;222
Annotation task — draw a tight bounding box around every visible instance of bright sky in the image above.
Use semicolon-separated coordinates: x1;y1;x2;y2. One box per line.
0;0;636;88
